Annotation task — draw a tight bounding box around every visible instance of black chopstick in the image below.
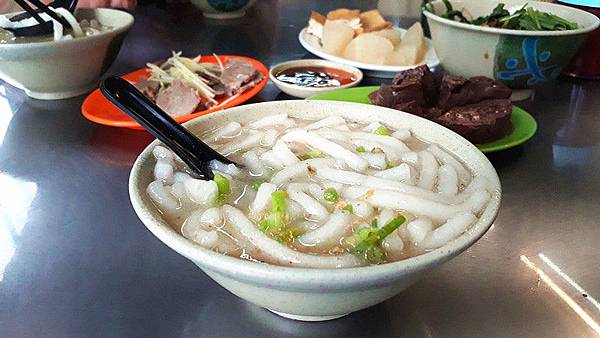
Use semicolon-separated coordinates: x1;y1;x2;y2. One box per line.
26;0;70;28
12;0;46;24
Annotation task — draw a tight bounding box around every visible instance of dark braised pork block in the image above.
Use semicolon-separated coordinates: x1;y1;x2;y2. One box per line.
369;65;513;144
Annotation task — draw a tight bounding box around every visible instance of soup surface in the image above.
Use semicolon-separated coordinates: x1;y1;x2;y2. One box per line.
147;114;492;268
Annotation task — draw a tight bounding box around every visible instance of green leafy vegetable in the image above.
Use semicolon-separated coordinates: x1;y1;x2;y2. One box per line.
323;188;339;203
258;191;300;243
425;1;578;31
344;215;406;264
355;146;367;153
374;126;392;136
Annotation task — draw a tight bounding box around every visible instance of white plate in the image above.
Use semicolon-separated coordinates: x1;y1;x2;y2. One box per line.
298;27;440;78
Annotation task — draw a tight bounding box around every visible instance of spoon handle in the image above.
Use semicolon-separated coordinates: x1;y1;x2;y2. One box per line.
100;76;234;180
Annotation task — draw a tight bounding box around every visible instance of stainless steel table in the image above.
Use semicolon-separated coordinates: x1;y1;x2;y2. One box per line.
1;1;599;337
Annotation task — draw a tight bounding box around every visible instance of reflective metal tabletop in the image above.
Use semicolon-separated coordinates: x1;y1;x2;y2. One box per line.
1;1;599;337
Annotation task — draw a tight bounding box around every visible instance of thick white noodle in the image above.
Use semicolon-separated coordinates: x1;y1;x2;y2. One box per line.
287;183;329;222
209;121;241;141
406;218;433;244
219;132;262;156
417;151;438;191
358;152;387;169
320;168;466;204
184;179;218;206
281;130;368;172
427;145;471;185
270;158;335;185
315;128;352;143
54;8;83;37
209;160;242;177
200;207;224;228
305;116;346;130
259;150;284;170
249;182;277;215
351;139;402;162
365;190;490;222
223;205;363;268
153;145;174;161
147;180;179;212
260;129;279;147
154;159;174;182
362;122;382;132
241;151;266;177
377;208;397;229
349;132;411;152
420;212;476;249
437;164;459;196
349;200;374;219
391;129;411;141
272;140;300;166
298;209;352;249
401;152;419;166
374;163;413;184
382;231;404;255
248;113;288;129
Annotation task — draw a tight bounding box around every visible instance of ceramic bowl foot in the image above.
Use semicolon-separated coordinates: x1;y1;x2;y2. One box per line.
267;308;350;321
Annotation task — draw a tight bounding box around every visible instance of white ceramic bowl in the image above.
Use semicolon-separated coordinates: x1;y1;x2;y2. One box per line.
269;59;363;99
189;0;256;19
424;0;600;91
0;8;133;100
129;100;501;321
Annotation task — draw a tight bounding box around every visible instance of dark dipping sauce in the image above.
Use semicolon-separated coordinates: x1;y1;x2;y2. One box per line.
275;66;357;88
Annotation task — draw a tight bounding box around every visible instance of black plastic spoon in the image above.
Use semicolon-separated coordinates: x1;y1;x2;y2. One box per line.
5;0;77;37
100;76;235;180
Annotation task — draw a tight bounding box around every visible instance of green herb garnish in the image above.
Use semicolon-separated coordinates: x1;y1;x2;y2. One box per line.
374;126;392;136
213;174;230;204
344;215;406;264
298;150;324;160
355;146;367;153
342;204;354;213
251;179;267;191
323;188;339;203
258;191;300;243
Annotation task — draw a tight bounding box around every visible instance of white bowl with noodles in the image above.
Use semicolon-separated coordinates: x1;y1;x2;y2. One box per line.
269;59;363;98
0;8;133;100
128;100;501;321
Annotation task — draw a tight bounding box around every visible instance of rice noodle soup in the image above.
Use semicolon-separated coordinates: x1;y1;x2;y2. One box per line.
147;114;492;268
0;11;112;44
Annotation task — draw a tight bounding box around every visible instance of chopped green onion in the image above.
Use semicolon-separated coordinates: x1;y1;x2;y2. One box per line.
298;150;324;160
344;215;406;264
258;191;298;243
355;146;366;153
213;174;230;204
323;188;339;203
374;126;391;136
251;179;267;191
342;204;354;213
385;161;399;169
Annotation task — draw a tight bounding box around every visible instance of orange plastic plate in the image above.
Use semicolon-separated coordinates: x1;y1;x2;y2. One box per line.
81;55;269;129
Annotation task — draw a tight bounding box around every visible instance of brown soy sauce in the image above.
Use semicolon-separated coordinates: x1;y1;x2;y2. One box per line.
275;66;357;88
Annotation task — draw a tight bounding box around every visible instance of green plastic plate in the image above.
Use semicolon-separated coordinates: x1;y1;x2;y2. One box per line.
307;86;537;153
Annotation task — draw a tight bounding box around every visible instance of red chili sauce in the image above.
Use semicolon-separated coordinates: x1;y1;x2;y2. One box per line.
275;66;357;88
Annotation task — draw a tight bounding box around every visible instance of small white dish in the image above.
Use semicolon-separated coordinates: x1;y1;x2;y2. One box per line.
269;59;362;98
129;100;501;322
298;27;440;78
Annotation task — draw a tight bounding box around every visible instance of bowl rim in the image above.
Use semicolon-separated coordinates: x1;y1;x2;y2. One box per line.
129;100;502;290
268;59;363;94
0;8;134;49
423;0;600;37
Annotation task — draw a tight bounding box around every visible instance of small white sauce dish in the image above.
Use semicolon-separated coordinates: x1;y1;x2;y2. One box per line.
269;59;363;98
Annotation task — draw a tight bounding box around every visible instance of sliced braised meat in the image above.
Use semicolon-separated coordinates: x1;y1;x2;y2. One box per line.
155;80;201;117
135;78;161;102
220;59;260;96
435;99;512;144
